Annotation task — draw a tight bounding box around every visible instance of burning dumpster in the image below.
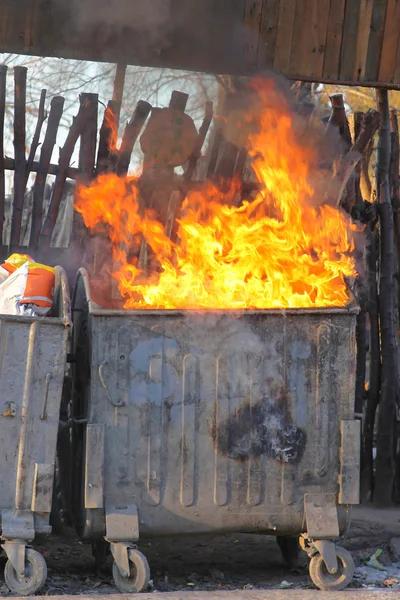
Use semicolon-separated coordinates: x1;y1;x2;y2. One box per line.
0;266;71;595
71;268;359;592
69;78;360;592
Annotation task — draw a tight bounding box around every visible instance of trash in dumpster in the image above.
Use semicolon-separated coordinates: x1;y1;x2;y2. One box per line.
0;253;33;283
0;255;55;316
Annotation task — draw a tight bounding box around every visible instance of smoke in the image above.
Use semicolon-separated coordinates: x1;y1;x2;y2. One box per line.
52;0;254;73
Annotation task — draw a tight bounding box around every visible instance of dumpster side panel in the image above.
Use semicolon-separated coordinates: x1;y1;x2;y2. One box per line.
90;310;356;537
0;318;68;515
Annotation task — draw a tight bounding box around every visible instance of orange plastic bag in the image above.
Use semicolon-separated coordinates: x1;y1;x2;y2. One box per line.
0;260;55;316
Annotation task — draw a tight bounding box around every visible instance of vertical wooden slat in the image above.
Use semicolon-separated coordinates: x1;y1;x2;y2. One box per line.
25;88;47;188
96;100;120;176
339;0;362;80
289;0;330;78
243;0;263;70
79;92;98;180
112;63;126;128
29;96;64;250
273;0;297;73
116;100;152;177
308;0;331;78
257;0;280;70
0;65;7;245
395;31;400;83
10;66;27;249
365;0;389;81
39;100;92;250
354;0;374;81
169;90;189;111
289;0;311;75
378;0;400;83
323;0;346;79
184;101;213;181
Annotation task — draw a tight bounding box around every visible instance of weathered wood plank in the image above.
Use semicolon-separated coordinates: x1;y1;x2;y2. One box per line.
29;96;64;250
290;0;314;76
10;66;27;249
39;99;93;250
307;0;330;78
354;0;374;81
289;0;329;78
339;0;362;80
365;0;389;81
273;0;296;74
243;0;263;70
257;0;280;70
395;33;400;83
0;65;6;245
79;92;98;180
323;0;346;79
378;0;400;83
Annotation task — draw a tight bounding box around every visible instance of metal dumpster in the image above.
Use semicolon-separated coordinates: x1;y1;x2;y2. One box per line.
0;266;71;595
70;267;360;592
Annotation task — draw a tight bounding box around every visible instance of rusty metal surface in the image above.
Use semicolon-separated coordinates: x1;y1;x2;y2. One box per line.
0;267;70;538
73;268;359;541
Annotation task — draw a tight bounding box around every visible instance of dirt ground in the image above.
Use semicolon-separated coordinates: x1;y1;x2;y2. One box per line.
0;506;399;596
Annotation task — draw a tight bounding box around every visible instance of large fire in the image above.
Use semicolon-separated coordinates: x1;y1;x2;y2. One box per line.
75;80;356;310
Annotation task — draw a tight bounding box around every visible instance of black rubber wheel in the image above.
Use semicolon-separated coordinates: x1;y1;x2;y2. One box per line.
112;549;150;593
4;548;47;596
276;536;300;569
309;546;354;591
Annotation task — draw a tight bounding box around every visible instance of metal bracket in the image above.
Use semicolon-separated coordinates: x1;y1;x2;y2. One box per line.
85;424;105;509
1;510;35;540
98;361;125;407
304;493;340;540
105;504;139;542
339;420;361;505
110;542;130;578
312;540;338;575
40;373;52;420
1;541;26;578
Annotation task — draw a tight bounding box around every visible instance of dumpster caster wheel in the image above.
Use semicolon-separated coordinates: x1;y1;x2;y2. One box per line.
112;549;150;593
4;548;47;596
309;546;354;591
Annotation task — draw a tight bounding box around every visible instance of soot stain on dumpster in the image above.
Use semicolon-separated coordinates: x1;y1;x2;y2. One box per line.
211;400;306;464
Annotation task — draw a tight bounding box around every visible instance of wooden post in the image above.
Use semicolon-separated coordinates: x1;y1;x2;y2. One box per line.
39;99;93;250
116;100;152;177
10;66;27;249
29;96;64;250
79;93;98;181
391;111;400;256
112;63;126;128
361;220;380;503
375;88;396;507
184;101;213;181
96;100;120;175
326;93;352;150
0;65;7;245
25;89;47;188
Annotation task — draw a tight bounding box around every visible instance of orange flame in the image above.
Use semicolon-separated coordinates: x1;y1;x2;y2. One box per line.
104;105;119;154
75;81;356;310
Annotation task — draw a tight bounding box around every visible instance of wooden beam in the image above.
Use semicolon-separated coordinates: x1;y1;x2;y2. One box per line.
10;66;27;249
0;65;7;244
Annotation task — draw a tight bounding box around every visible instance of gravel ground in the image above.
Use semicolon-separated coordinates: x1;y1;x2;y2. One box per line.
1;507;400;596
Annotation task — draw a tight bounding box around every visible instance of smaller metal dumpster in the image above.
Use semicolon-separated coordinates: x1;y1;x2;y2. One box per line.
0;266;71;595
70;268;360;593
